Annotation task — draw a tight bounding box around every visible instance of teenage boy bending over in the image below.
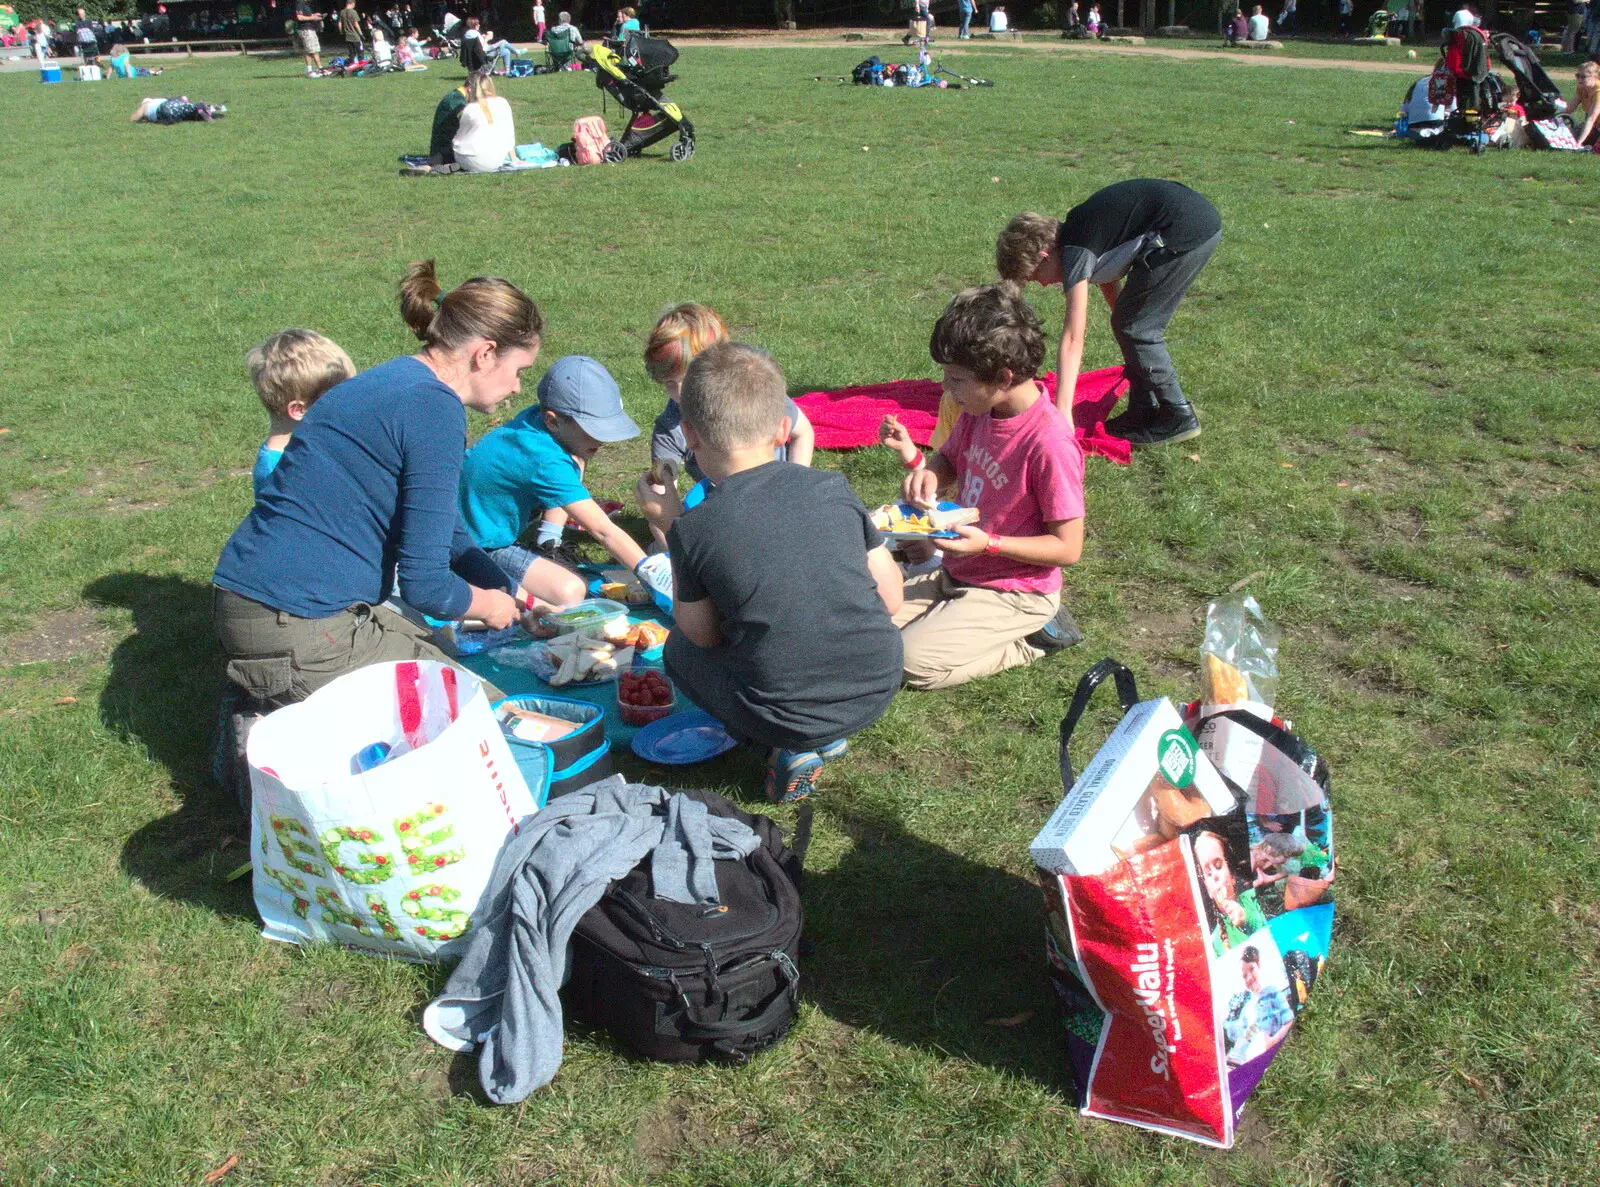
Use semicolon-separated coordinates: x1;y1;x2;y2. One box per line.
997;178;1222;448
637;342;904;803
893;285;1085;690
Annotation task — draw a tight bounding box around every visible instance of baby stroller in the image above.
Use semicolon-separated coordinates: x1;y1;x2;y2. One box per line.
1432;28;1569;151
1489;31;1565;119
588;33;695;161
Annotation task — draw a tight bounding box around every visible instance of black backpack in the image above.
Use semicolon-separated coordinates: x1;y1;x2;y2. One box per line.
562;789;810;1063
851;55;882;85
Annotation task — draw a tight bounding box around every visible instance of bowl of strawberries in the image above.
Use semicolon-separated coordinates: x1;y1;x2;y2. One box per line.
617;668;677;727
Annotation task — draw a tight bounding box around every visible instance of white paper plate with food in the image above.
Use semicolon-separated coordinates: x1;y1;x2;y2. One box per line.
871;501;980;542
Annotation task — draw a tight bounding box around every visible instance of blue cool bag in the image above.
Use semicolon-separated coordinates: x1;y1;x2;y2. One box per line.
493;694;614;808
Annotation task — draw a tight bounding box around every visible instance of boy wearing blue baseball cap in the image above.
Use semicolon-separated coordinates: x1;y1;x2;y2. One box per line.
460;355;674;614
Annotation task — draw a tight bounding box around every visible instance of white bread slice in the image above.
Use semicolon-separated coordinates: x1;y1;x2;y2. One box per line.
927;505;981;531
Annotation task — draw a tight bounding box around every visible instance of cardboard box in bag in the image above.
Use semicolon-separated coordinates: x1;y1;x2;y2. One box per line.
1031;698;1235;877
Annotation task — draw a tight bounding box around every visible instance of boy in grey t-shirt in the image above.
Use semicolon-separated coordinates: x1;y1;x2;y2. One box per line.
637;343;903;803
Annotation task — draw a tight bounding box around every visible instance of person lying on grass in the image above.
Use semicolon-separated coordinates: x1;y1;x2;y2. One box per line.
108;42;163;76
887;284;1084;691
634;342;904;803
129;96;226;123
457;354;675;619
213;260;535;708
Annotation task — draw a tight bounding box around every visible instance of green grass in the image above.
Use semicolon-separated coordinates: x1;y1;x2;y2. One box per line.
2;44;1599;1187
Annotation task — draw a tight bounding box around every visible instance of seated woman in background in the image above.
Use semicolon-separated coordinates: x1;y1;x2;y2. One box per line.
108;42;162;75
452;72;516;172
483;28;517;73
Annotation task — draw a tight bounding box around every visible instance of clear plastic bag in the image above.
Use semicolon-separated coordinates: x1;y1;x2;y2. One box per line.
1199;594;1281;712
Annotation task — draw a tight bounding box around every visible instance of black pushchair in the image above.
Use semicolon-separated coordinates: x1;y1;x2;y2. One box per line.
1489;31;1565;119
588;33;695;162
1434;27;1569;151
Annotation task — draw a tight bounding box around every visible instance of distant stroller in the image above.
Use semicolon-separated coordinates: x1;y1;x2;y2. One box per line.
1489;31;1565;118
1431;27;1569;150
587;33;695;161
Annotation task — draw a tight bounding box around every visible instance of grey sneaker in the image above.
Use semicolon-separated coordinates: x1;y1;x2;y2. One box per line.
1026;604;1083;654
1120;403;1201;449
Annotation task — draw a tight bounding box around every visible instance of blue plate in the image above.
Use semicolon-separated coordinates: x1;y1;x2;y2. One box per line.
876;500;968;542
631;709;737;765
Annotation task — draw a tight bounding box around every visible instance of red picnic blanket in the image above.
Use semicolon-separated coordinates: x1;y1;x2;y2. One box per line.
795;366;1132;465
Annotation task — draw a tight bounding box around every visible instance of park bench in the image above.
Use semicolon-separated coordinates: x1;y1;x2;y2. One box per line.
124;38;292;56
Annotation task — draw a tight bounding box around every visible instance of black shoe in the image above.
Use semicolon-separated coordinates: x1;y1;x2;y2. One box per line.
1026;604;1083;654
1102;401;1159;439
1120;403;1201;449
537;537;584;567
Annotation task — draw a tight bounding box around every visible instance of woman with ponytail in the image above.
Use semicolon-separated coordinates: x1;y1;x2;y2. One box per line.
212;260;542;708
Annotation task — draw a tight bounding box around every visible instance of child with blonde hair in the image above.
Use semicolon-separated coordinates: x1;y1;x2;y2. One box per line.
370;22;393;65
640;302;815;546
246;329;357;497
1573;61;1599;146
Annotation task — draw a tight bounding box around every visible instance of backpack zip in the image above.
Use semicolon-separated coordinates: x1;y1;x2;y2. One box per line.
613;886;784;954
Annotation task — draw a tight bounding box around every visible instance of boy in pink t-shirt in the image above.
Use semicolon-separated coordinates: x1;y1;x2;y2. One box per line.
890;284;1085;690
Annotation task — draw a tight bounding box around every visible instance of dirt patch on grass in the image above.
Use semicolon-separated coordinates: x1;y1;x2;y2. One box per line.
634;1098;687;1172
0;606;116;667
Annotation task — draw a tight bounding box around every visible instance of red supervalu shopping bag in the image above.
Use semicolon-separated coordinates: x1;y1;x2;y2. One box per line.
1034;659;1335;1148
1063;837;1232;1146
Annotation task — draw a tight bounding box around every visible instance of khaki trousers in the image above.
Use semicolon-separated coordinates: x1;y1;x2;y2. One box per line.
212;587;498;710
891;569;1057;691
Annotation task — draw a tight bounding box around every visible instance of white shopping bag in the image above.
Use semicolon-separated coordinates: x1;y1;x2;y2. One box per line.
247;660;536;962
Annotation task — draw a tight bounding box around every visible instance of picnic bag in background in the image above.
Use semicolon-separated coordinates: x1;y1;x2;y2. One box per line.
851;55;884;84
248;660;539;963
1031;653;1334;1147
563;789;810;1063
570;114;611;164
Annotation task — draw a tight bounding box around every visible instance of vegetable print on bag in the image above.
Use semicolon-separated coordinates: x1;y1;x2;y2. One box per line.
261;865;312;918
271;815;329;877
319;824;396;884
402;882;471;941
397;803;466;874
313;887;402;940
247;661;541;962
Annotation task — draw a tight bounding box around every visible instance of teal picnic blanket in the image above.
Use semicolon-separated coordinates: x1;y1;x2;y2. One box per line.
460;570;671;748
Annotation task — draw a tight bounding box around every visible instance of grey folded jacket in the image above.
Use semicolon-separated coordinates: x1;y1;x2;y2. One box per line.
421;774;760;1104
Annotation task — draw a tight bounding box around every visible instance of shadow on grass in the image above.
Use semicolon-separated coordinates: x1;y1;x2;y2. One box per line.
801;801;1071;1092
85;572;255;921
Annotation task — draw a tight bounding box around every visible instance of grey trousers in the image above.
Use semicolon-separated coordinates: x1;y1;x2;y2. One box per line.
663;632;895;753
1111;229;1222;411
213;586;499;710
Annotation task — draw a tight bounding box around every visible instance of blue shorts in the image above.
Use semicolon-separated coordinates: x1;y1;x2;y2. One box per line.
486;543;542;588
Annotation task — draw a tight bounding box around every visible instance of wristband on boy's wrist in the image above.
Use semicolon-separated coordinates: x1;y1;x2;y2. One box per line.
903;452;925;471
984;534;1004;556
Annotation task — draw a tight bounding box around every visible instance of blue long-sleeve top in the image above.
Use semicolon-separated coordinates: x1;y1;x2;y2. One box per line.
215;356;512;621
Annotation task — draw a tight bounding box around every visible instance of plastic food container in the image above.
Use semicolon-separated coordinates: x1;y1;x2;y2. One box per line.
41;65;62;83
616;669;677;727
547;598;629;636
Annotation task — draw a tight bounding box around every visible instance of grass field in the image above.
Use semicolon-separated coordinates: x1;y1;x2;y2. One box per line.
2;41;1598;1187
